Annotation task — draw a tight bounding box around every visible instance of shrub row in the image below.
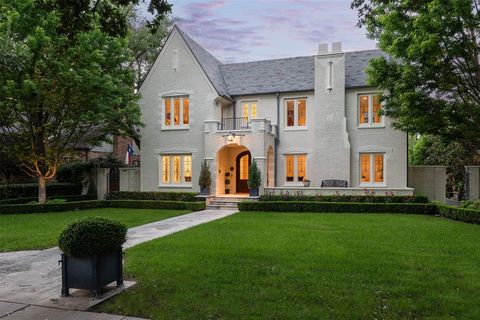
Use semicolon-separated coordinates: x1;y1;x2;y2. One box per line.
259;194;429;203
0;200;205;215
238;201;480;224
0;183;82;200
436;204;480;224
238;201;437;215
0;194;97;205
107;191;202;202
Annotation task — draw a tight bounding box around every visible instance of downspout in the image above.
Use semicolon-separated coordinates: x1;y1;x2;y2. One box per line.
274;92;280;187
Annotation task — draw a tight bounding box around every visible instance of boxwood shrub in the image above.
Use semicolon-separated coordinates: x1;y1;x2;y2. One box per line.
436;204;480;224
238;201;437;215
0;183;82;200
107;191;202;202
0;193;96;205
0;200;206;215
58;217;127;258
259;194;429;203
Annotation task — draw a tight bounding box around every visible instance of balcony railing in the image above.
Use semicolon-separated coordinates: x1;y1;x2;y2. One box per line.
220;117;250;131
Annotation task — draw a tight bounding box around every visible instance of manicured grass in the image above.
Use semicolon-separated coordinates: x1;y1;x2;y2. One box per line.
0;208;189;252
97;212;480;319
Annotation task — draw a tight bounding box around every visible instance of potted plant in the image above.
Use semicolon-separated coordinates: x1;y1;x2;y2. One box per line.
58;217;127;298
225;172;231;194
303;178;311;187
248;159;261;197
198;160;212;195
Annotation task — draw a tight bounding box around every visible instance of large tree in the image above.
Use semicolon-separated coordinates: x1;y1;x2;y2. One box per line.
0;0;171;203
351;0;480;153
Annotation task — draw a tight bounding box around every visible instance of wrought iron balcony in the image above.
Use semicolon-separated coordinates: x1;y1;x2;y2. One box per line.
220;117;250;131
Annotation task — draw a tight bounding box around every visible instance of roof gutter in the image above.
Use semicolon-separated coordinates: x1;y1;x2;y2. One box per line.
274;92;280;187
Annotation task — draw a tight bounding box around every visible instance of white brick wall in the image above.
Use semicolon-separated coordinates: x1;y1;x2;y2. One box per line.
138;31;409;193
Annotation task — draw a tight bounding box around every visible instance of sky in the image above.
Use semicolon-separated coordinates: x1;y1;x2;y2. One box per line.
149;0;377;63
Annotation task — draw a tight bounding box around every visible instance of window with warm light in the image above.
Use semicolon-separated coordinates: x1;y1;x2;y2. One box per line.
360;153;385;185
285;98;307;128
242;101;257;119
285;154;307;183
163;96;189;129
159;154;193;186
240;155;249;180
358;94;384;127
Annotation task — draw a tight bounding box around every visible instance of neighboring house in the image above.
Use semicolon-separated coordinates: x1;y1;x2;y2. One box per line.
138;25;412;196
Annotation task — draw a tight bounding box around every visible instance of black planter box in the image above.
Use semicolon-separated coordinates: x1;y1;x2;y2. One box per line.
249;188;259;197
60;248;123;298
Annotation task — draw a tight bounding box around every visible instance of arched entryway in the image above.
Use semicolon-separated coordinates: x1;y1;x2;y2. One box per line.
216;144;251;196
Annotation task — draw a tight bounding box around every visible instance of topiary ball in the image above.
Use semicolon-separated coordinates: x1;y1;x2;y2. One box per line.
58;217;127;258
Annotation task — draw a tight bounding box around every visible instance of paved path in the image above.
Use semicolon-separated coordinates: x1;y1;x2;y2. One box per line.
0;209;236;319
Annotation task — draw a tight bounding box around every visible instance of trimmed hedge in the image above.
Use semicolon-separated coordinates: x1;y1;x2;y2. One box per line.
0;193;97;205
259;194;429;203
0;183;82;200
59;217;127;258
238;201;437;215
0;200;206;215
437;204;480;224
107;191;202;202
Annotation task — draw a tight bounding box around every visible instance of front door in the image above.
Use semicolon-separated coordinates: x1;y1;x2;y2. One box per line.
236;151;251;193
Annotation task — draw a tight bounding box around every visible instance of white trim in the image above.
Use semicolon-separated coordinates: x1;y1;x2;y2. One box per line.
357;93;385;128
359;152;386;187
283;97;308;130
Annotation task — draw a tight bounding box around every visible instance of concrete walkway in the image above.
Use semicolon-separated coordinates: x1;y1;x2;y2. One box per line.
0;209;236;319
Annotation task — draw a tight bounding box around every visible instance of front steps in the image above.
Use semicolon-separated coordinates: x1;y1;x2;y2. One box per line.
206;196;253;210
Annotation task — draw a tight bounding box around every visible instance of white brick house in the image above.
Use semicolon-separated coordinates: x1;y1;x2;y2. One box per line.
138;26;413;196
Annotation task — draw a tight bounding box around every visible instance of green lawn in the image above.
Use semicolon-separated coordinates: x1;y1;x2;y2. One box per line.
0;208;189;252
97;212;480;319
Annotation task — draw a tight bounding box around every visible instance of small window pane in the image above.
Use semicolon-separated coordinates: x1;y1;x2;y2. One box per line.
286;100;295;127
251;102;257;118
174;98;180;125
286;155;294;182
297;155;306;181
298;99;306;126
373;95;382;124
243;103;249;119
184;155;192;182
359;95;369;124
360;154;370;183
162;156;170;183
173;156;181;183
374;154;384;183
240;155;249;180
183;97;189;125
165;99;171;126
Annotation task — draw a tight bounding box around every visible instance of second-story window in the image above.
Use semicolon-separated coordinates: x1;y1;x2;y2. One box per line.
164;96;189;129
242;102;257;120
358;94;384;127
285;98;307;128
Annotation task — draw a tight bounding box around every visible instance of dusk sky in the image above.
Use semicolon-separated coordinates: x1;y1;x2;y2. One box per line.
165;0;377;63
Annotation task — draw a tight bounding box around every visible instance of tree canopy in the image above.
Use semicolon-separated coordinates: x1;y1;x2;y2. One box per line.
0;0;171;202
352;0;480;153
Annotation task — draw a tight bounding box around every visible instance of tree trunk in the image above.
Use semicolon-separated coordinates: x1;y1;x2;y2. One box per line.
38;175;46;204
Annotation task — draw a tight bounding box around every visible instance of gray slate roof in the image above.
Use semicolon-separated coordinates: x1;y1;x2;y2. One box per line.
176;26;385;97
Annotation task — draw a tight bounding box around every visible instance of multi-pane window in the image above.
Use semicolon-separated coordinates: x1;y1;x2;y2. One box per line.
242;102;257;120
164;96;189;128
358;94;384;127
360;153;385;185
285;154;307;182
160;154;193;185
285;98;307;128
